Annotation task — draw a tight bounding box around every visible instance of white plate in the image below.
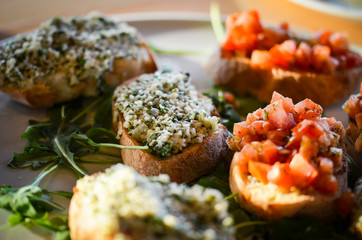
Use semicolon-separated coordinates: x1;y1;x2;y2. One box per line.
0;12;359;239
289;0;362;20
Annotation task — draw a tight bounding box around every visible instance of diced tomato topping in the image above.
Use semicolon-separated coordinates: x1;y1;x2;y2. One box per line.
329;32;349;54
223;11;360;71
222;10;263;53
295;42;313;70
356;113;362;129
241;143;259;162
343;94;361;120
234;121;249;139
269;40;296;69
318;157;334;175
336;190;355;218
312;173;338;194
266;129;290;146
293;120;324;140
267;162;295;190
289;153;318;188
231;92;345;194
299;136;319;159
250;120;271;135
261;140;279;164
264;100;296;130
250;50;272;68
248;160;272;184
315;29;332;46
312;45;338;73
294;98;323;120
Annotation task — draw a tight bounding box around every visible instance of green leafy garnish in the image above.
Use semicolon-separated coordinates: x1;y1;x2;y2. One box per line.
210;2;225;44
0;185;71;239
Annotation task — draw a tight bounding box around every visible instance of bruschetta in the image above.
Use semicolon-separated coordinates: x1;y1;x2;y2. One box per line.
228;91;348;221
0;12;157;108
112;71;229;183
69;164;235;240
205;10;362;106
343;83;362;152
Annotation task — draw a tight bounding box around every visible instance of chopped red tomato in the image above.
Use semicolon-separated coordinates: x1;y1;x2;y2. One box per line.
255;27;289;50
295;42;313;70
315;29;332;46
248;160;272;184
294;98;323;120
231;92;345;194
299;136;319;159
343;94;361;119
293;120;324;140
266;129;290;146
233;121;249;139
289;153;318;188
329;32;349;54
261;140;279;164
250;50;272;68
269;40;297;69
264;99;296;130
250;120;271;135
222;10;263;53
267;162;295;190
313;173;338;194
312;45;338;73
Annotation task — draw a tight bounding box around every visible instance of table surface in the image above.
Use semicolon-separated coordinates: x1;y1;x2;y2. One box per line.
0;0;361;45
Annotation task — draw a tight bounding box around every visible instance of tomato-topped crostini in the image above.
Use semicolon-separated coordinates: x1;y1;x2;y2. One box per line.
228;91;349;222
206;10;362;106
343;83;362;152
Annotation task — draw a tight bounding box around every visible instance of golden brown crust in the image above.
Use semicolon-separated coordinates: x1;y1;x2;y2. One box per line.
205;49;362;106
112;79;230;183
69;191;118;240
229;140;348;222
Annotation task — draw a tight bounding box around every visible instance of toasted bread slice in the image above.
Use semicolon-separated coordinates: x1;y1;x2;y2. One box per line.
0;14;157;108
69;164;235;240
205;49;362;106
112;72;229;183
229;142;348;222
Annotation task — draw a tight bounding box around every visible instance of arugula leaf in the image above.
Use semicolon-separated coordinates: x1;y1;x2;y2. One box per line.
0;185;71;239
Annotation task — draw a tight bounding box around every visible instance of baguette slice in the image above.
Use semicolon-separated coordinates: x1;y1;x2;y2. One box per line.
112;74;229;183
69;164;235;240
206;48;362;106
0;14;157;108
229;143;348;222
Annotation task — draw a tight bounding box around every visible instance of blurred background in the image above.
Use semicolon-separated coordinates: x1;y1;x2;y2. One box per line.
0;0;361;44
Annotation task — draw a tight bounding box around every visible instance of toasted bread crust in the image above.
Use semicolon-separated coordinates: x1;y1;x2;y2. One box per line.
1;42;157;108
112;79;229;183
229;140;348;222
205;49;362;106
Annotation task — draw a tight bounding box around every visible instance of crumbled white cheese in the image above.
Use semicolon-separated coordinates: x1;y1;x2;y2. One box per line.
76;164;234;239
0;13;142;89
114;71;220;157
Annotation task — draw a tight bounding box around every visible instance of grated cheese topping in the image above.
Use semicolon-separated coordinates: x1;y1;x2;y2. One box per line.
114;71;220;157
76;164;234;239
0;12;141;89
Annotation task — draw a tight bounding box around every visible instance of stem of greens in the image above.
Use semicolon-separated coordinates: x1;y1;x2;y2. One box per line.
210;2;225;44
70;97;103;124
148;44;208;56
54;136;88;177
234;221;270;229
88;141;149;150
30;162;59;187
224;192;238;200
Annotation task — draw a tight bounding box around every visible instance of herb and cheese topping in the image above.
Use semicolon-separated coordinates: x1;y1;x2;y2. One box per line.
114;71;220;157
76;164;234;239
0;12;141;89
